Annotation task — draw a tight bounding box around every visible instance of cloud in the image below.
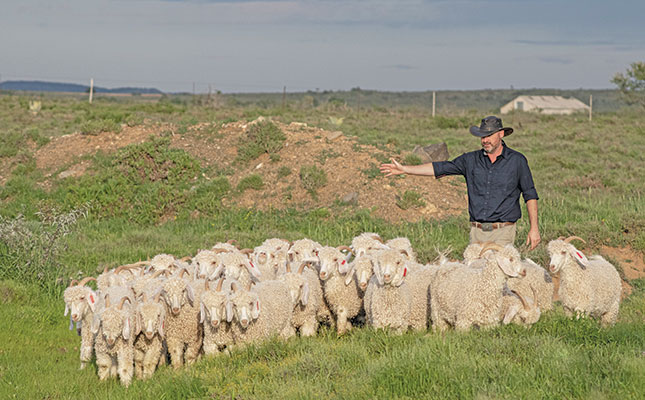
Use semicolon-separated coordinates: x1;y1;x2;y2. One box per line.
537;57;574;65
382;64;417;70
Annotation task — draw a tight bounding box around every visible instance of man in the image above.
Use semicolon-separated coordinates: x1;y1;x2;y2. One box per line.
380;116;540;250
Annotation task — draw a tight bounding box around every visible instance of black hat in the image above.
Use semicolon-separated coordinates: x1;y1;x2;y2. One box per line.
469;116;513;137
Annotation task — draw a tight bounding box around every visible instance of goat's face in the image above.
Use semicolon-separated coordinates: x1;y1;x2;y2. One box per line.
64;287;97;322
138;302;165;339
229;291;260;329
200;291;228;328
162;279;193;315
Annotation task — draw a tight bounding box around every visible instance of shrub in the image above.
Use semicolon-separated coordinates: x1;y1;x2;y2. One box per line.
277;166;292;179
396;190;426;210
0;204;90;294
300;165;327;199
403;154;423;166
236;121;286;163
237;174;264;192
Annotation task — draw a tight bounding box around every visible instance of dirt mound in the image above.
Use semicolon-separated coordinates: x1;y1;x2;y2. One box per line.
33;118;466;223
171;119;467;222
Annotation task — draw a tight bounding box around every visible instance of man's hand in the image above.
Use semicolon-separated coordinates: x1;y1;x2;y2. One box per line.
380;158;406;177
526;227;541;250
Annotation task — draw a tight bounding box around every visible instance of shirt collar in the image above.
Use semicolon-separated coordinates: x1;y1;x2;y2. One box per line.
480;140;508;159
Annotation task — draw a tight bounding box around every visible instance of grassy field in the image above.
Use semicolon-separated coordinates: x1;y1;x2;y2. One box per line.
1;92;644;399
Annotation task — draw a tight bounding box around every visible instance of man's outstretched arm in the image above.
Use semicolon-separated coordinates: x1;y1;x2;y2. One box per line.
380;158;436;177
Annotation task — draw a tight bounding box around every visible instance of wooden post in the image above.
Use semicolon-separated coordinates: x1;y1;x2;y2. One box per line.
89;78;94;104
282;86;286;109
589;95;593;122
432;91;436;118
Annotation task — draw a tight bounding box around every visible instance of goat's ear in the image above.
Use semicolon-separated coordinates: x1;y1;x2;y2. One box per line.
344;266;356;286
158;311;165;338
225;301;234;323
91;314;101;334
87;290;97;313
495;254;517;277
123;316;131;340
251;299;261;320
301;282;310;306
503;304;520;325
64;304;69;317
568;246;590;269
374;261;384;285
245;260;262;279
200;302;205;324
185;284;195;306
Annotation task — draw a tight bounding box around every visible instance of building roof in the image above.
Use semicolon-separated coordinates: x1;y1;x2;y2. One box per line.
501;95;590;114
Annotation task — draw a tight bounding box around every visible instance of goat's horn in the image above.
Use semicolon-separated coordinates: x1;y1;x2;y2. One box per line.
213;248;229;254
179;268;190;279
103;266;109;274
142;293;148;303
286;262;292;273
118;296;132;310
479;243;504;256
230;281;238;293
246;281;252;291
216;278;224;292
336;245;353;254
78;277;97;287
511;289;530;311
564;236;586;244
114;265;135;274
154;292;162;303
371;234;384;243
399;249;409;257
204;279;210;291
297;262;306;274
151;269;170;279
240;248;253;255
180;256;192;262
227;239;237;245
69;279;79;287
105;294;111;308
557;236;566;241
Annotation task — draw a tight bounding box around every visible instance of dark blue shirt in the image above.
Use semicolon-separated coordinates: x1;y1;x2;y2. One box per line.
432;142;538;223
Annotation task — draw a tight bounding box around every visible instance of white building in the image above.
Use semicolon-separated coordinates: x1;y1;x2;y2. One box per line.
500;95;590;115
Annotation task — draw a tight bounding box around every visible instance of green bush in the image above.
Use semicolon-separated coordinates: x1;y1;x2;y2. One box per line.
396;190;426;210
236;121;286;163
55;137;202;224
237;174;264;192
300;165;327;198
403;154;423;166
277;166;292;179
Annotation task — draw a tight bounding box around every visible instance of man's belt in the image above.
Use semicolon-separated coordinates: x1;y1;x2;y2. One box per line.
471;222;515;232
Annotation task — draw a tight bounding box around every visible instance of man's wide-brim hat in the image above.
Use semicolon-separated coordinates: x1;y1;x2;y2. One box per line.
469;116;513;137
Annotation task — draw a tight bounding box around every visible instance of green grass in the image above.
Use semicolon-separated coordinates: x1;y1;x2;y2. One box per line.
0;93;644;398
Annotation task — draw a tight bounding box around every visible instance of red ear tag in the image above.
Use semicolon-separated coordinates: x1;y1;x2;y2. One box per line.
576;251;583;259
403;268;407;277
341;260;346;265
250;262;254;268
256;302;260;311
90;295;95;304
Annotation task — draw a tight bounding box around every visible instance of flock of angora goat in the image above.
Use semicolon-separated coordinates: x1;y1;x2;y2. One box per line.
63;234;622;386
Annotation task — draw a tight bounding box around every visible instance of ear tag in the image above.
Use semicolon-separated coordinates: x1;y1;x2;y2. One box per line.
90;294;95;304
250;262;255;268
341;260;346;265
575;251;583;260
403;267;407;277
256;302;260;311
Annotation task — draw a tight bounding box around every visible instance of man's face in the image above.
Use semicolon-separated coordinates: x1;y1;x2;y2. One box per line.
481;130;504;154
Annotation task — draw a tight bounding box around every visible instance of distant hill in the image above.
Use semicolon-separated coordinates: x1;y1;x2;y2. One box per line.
0;80;163;94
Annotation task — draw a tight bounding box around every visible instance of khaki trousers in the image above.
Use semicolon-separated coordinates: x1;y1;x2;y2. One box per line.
469;223;516;246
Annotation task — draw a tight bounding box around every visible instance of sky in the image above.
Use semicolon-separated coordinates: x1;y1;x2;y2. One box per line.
0;0;643;93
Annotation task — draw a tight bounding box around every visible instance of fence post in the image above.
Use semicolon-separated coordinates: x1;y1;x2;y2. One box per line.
89;78;94;104
432;91;436;118
589;95;593;122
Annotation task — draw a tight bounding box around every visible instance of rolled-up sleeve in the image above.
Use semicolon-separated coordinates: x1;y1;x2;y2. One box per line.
518;155;539;202
432;154;468;179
